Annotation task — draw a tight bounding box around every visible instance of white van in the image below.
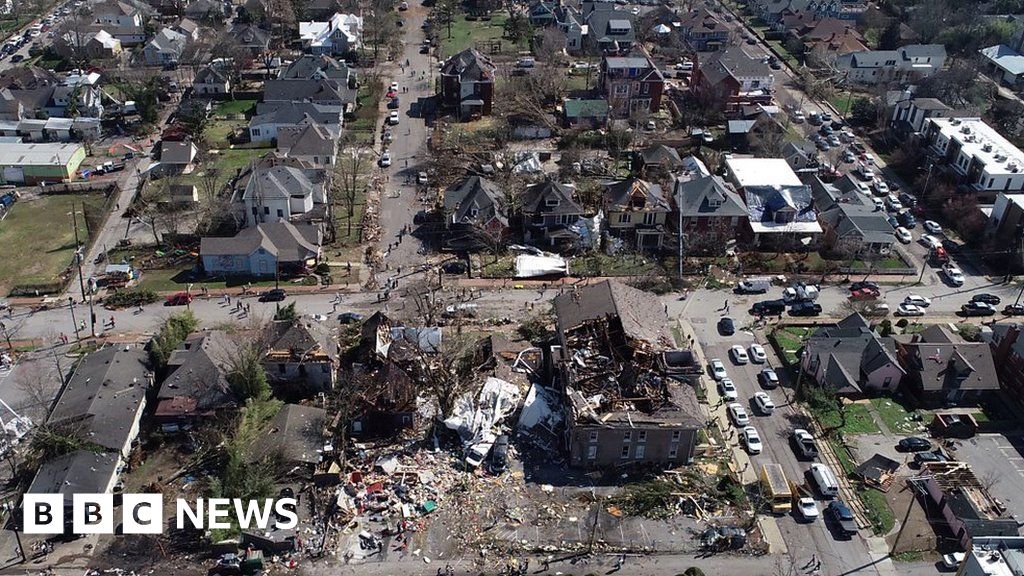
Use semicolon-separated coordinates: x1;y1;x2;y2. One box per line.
810;463;839;498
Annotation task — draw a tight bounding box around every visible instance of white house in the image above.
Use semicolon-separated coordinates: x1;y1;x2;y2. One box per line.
193;65;231;95
298;12;362;55
241;164;327;227
143;27;187;65
923;116;1024;197
835;44;946;85
248;101;343;142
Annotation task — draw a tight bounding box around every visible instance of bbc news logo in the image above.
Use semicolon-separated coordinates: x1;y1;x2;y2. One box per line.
22;495;299;534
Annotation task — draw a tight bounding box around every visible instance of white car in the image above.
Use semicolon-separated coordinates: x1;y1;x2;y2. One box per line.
903;294;931;307
923;220;943;235
942;552;966;570
894;227;912;244
859;167;875;180
792;110;805;123
710;358;728;381
388;110;400;125
753;391;775;415
896;303;926;317
389;82;399;92
874;180;890;195
749;343;767;363
797;497;820;521
920;234;943;250
855;181;871;195
417;171;428;185
730;345;749;365
718;378;738;401
943;264;965;286
741;426;762;454
379;151;392;167
728;402;750;427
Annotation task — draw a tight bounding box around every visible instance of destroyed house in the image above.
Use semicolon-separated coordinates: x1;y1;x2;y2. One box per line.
263;320;338;396
553;280;701;467
920;461;1020;547
346;312;421;437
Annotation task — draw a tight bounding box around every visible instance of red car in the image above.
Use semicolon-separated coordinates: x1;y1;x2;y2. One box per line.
849;287;880;300
165;292;193;306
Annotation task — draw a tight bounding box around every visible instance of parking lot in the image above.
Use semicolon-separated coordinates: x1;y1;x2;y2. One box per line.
950;433;1024;523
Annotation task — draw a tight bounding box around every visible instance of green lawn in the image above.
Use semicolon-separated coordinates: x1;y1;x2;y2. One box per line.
860;486;895;535
214;99;258;118
829;439;855;475
481;254;514;278
828;93;856;116
816;402;881;436
772;326;812;365
440;14;524;58
0;193;105;295
571;252;660;277
178;148;267;194
849;257;907;270
871;397;925;435
205;120;246;149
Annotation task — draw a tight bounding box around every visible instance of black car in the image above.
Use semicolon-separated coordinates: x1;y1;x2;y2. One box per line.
718;316;735;335
898;192;917;207
338;312;365;324
897;211;917;228
258;288;287;302
1005;304;1024;316
850;281;880;292
827;501;858;536
10;54;23;63
886;215;899;229
751;299;786;316
441;261;467;274
897;437;933;452
961;302;996;317
972;293;1002;305
489;434;509;473
789;302;822;316
912;451;947;467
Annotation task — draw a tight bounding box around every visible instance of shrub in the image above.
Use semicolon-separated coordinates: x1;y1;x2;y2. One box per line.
104;289;158;309
895;318;909;328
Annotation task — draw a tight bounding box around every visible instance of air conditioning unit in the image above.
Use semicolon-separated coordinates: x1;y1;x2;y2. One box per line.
961;125;972;134
951;118;961;125
983;143;993;152
995;154;1006;163
1008;162;1018;172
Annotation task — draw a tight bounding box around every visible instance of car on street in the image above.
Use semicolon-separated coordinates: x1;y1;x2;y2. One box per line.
842;151;856;163
730;344;749;364
388;110;400;125
972;293;1002;305
863;303;891;317
1005;304;1024;316
898;192;917;208
920;234;943;250
827;501;858;536
709;358;728;381
165;292;192;306
751;299;786;316
885;195;902;212
753;391;775;414
741;426;762;454
850;281;880;292
858;166;875;180
389;82;399;91
942;264;965;286
379;151;391;167
728;402;749;426
886;214;899;228
942;552;966;570
718;316;735;335
718;378;738;401
849;287;879;300
903;294;931;307
10;54;23;63
789;302;822;316
924;220;943;235
961;301;996;316
258;288;286;302
913;451;947;467
897;210;916;228
897;437;933;452
759;367;779;389
797;497;819;521
749;343;767;363
338;312;365;324
894;226;912;243
896;303;926;317
417;171;428;185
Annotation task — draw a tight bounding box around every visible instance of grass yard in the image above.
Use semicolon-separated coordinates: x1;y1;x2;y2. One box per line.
178;148;267;194
828;440;855;475
214;99;258;118
0;193;105;295
332;201;366;247
870;397;926;435
571;252;660;277
860;486;895;535
816;401;880;436
772;326;812;365
440;14;524;58
205;120;247;149
480;254;514;278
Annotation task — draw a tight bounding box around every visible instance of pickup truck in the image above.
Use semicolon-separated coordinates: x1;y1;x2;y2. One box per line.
783;283;819;303
792;428;819;460
827;501;859;536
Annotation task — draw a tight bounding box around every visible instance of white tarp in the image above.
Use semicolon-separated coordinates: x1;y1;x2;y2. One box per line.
443;377;522;450
570;210;603;251
515;254;568;278
517;383;562;431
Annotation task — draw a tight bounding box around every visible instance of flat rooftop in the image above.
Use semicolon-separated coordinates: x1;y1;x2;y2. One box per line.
725;157;803;188
0;142;83;166
928;117;1024;176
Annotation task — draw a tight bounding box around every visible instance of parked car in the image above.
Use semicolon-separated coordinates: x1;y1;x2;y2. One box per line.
850;281;880;292
718;378;738;400
896;303;926;317
913;450;947;467
886;214;899;228
864;303;891;317
759;367;779;389
749;343;767;363
942;264;965;286
897;210;916;228
898;192;917;208
923;220;943;235
789;302;822;316
753;391;775;414
894;227;912;244
827;501;859;536
709;358;728;381
728;402;750;426
903;294;931;307
489;434;509;473
1004;304;1024;316
920;234;943;250
961;301;996;316
258;288;286;302
735;278;770;294
718;316;735;335
379;151;392;167
972;293;1001;305
797;497;819;521
730;344;749;364
741;426;762;454
849;287;879;300
792;428;819;459
941;552;966;570
897;437;933;452
388;110;400;125
164;292;192;306
751;299;786;316
338;312;365;324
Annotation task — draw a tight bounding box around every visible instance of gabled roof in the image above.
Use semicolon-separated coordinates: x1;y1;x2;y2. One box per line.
522;180;584;216
200;221;322;261
195;65;229;85
277;122;335;157
639;144;683;168
159;330;237;413
440;48;496;82
981;44;1024;76
231;23;270;47
242;164;318;201
263;319;334;356
160;139;198;164
604;178;670;212
699;46;772;87
444;175;508;226
262;78;350;104
280;54;352;82
175;17;199;35
48;346;149;453
673;175;747;218
899;341;999;392
819;201;896;245
250;101;343;128
26;450;120;505
147;27;187;54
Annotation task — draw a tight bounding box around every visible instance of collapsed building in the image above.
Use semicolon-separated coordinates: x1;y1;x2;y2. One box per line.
552;280;702;468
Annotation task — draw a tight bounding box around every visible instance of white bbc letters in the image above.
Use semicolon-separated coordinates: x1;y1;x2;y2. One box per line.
72;494;114;534
23;494;63;534
122;494;163;534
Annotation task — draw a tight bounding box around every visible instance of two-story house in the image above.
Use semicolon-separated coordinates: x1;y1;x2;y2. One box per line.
240;163;328;228
603;178;670;251
692;47;774;113
443;175;510;250
889;97;961;141
897;325;999;406
143;27;187;65
298;12;363;54
90;0;150;45
439;48;496;120
672;175;748;253
678;8;729;51
262;319;337;396
521;179;586;249
585;6;636;53
276;121;337;168
835;44;946;85
599;55;664;118
801;313;905;395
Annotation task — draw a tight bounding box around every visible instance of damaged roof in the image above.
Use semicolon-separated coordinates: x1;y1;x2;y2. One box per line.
554;280;673;347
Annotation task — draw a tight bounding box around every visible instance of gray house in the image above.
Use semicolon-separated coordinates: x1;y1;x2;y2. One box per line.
521;180;585;248
262;320;338;394
443;175;510;250
200;221;322;277
801;313;905;395
143;27;187;65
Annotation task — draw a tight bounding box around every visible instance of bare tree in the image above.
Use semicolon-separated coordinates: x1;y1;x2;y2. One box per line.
414;331;488;420
535;27;566;64
332;149;370;239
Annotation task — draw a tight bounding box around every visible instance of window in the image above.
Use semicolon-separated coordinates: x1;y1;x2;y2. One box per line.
278;363;286;373
642;82;650;94
620;445;630;458
402;415;413;424
637;430;647;443
669;445;678;459
750;80;760;88
632;82;640;93
614;84;629;95
618;213;631;223
623;431;632;443
672;430;681;441
587;445;597;459
470;207;479;218
989;178;995;189
589;430;599;442
276;209;284;217
635;445;646;459
263;207;270;215
321;364;329;373
251;128;260;136
883;376;893;388
643;213;657;226
545;197;560;207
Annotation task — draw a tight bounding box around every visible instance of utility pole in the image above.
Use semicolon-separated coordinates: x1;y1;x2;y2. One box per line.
70;208;86;302
0;321;11;353
68;297;80;341
3;502;24;564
